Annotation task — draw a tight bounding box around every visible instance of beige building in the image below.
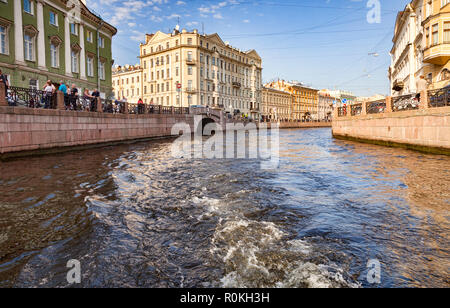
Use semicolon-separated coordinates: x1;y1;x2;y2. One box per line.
318;90;336;121
389;0;424;96
262;87;292;122
112;65;143;104
266;80;319;121
124;27;263;119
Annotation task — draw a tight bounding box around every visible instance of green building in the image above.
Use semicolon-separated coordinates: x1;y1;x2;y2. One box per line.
0;0;116;98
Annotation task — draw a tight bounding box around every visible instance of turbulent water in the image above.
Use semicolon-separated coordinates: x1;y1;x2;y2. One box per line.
0;128;449;288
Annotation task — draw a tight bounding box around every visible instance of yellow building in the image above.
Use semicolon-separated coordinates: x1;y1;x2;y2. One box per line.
422;0;450;89
137;27;263;119
265;80;318;121
112;65;143;104
262;87;292;122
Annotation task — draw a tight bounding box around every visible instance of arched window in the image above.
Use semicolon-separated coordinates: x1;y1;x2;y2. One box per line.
440;68;450;81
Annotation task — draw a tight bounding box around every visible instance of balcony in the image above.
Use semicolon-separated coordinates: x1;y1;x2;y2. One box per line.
185;88;197;94
186;58;196;65
232;82;241;88
423;43;450;65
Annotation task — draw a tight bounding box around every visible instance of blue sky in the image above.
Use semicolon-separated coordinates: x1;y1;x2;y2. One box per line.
85;0;410;96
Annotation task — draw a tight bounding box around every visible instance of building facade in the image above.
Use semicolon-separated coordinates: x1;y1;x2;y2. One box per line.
317;90;335;121
112;65;142;105
0;0;116;97
422;0;450;89
389;0;424;96
327;89;357;107
261;87;292;122
131;28;262;119
265;80;319;121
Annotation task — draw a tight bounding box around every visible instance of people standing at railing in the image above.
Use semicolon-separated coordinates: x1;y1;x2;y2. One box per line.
83;88;94;111
416;75;430;102
138;98;144;114
58;81;69;109
91;89;100;112
0;69;9;99
43;81;54;109
69;84;79;111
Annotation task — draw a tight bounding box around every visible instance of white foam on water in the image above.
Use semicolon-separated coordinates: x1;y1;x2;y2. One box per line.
211;217;359;288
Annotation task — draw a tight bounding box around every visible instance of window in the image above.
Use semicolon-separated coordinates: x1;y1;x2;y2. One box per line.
24;34;34;61
187;38;192;45
187;51;192;61
0;25;8;55
23;0;33;15
433;24;439;45
49;11;58;26
70;23;78;35
98;62;106;80
71;51;79;73
98;36;104;48
444;22;450;43
50;43;59;67
426;27;430;47
188;66;193;75
29;79;38;90
86;31;93;43
87;56;94;77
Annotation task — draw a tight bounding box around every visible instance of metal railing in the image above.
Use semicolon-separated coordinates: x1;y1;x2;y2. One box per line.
63;95;95;111
351;103;362;116
428;87;450;108
392;93;419;112
7;86;56;109
366;100;386;114
102;100;125;113
337;106;347;117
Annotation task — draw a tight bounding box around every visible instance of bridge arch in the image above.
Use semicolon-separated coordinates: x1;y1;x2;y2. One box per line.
198;117;220;136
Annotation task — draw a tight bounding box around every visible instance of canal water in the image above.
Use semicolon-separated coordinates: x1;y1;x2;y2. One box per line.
0;128;448;288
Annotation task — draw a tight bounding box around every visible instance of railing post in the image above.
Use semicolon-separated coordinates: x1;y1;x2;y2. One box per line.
124;102;129;114
0;83;7;106
385;96;392;113
362;101;367;115
56;91;65;110
97;97;103;113
420;90;429;109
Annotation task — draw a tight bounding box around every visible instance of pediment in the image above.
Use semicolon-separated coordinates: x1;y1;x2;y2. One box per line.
147;31;170;45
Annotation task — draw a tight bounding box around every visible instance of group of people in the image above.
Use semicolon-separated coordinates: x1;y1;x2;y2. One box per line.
59;81;100;111
0;68;101;111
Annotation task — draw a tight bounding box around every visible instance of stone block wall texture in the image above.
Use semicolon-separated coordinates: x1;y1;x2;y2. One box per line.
0;107;193;155
332;107;450;150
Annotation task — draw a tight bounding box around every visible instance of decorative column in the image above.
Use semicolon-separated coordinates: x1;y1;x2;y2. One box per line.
385;97;393;113
362;100;367;116
13;0;25;64
64;14;72;76
56;91;65;110
420;90;429;109
36;0;47;70
79;23;86;80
